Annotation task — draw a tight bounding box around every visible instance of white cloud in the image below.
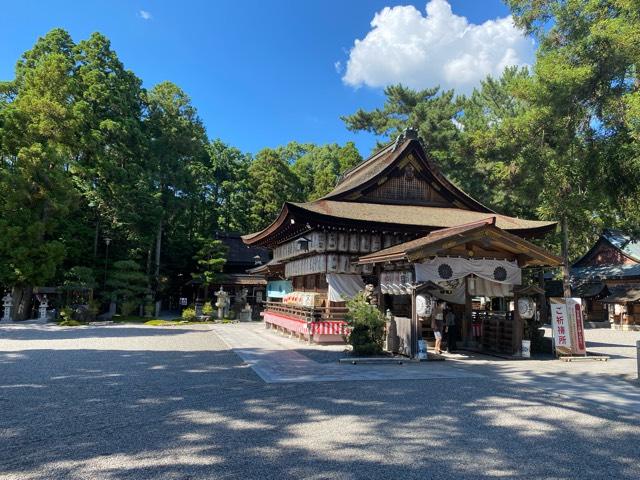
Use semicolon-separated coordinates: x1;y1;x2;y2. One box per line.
139;10;152;20
334;61;342;74
342;0;534;93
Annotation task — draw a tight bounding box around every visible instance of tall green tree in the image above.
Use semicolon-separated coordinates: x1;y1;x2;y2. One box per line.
206;139;253;233
143;81;208;294
0;29;77;319
290;142;362;200
106;260;149;314
191;237;227;300
71;32;149;262
454;66;547;219
342;84;461;163
506;0;640;254
248;147;302;231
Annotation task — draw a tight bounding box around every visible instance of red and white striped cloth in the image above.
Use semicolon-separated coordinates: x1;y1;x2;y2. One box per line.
264;312;348;337
310;321;348;336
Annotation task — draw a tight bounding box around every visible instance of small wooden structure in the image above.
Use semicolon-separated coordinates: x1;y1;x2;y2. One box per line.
358;218;562;356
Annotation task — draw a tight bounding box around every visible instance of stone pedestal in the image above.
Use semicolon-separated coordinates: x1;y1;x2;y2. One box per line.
239;305;252;322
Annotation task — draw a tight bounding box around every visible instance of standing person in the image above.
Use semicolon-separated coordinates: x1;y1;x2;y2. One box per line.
445;308;457;353
432;301;444;354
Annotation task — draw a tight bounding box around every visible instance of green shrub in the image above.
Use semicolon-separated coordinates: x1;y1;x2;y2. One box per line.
182;307;197;321
121;300;138;317
202;301;213;316
344;292;385;356
145;319;177;326
59;307;74;322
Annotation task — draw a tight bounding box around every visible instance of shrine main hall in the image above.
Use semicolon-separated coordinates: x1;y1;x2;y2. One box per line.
243;130;561;357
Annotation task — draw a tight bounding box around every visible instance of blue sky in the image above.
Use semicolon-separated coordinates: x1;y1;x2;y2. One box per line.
1;1;529;156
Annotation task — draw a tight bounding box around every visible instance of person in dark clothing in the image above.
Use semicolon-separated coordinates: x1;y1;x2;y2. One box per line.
445;308;458;353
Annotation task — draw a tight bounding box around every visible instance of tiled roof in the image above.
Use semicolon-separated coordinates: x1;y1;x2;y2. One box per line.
217;233;269;265
324;141;399;198
603;229;640;262
572;282;607;298
243;132;557;247
571;263;640;280
600;285;640;303
292;200;556;232
357;218;561;267
357;218;497;262
322;135;494;213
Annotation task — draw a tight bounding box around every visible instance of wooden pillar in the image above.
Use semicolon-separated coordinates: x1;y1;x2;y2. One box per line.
538;269;547;325
513;290;523;355
374;264;383;311
463;276;472;345
410;287;417;358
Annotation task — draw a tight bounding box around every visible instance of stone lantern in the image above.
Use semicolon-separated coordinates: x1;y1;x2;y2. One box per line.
215;287;230;320
39;295;49;321
237;288;252;322
2;292;13;322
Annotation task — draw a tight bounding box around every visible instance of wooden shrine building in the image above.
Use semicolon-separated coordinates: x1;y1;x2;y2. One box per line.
243;130;561;354
571;229;640;329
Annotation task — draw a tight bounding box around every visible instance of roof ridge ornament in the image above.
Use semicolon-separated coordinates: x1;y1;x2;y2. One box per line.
392;127;419;151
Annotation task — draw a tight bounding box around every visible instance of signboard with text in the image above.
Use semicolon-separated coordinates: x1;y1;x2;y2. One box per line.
550;297;586;356
566;298;587;355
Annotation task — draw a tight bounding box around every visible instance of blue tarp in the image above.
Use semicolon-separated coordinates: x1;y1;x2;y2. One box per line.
267;280;293;299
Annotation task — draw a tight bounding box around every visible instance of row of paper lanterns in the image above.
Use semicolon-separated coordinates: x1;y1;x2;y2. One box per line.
284;254;374;278
274;231;406;262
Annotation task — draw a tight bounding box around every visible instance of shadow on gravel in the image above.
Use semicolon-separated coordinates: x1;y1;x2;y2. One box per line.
0;337;639;479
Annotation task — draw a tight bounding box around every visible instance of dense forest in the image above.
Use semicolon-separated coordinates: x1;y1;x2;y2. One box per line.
1;0;639;318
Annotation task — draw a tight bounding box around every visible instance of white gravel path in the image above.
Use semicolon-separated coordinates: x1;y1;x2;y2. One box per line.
0;322;638;480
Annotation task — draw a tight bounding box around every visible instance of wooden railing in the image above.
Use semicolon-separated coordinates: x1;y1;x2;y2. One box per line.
263;302;350;339
264;301;318;322
264;301;348;323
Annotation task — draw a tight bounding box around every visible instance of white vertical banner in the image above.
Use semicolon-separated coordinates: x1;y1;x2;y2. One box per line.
550;298;573;355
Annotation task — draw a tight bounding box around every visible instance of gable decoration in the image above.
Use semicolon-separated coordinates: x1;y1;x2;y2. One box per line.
415;256;522;286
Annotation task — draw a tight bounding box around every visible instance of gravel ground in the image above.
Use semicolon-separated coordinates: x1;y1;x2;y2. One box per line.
0;323;639;480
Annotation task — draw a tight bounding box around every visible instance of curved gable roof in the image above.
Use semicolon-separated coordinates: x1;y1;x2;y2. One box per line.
322;134;494;213
572;229;640;267
241;200;556;247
